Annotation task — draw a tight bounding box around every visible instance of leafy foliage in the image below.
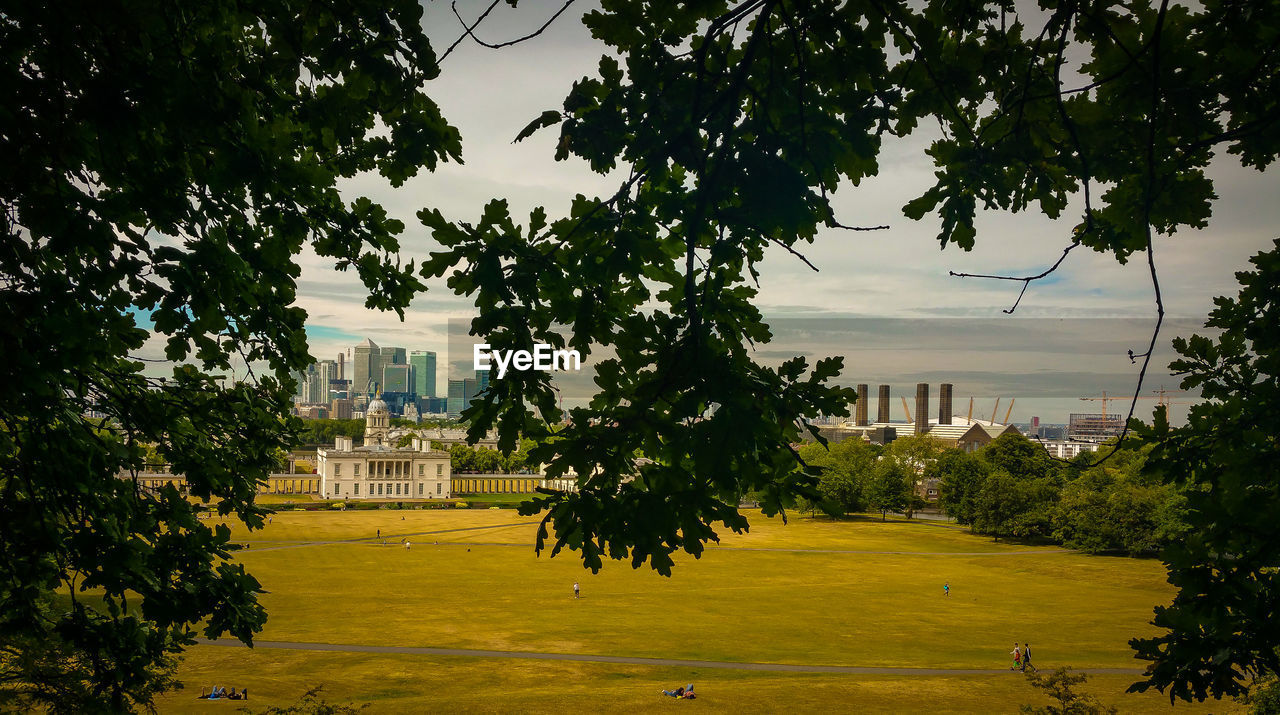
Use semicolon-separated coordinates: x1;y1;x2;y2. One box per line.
795;439;879;514
1020;667;1117;715
1128;241;1280;702
244;686;368;715
932;449;990;526
0;1;458;710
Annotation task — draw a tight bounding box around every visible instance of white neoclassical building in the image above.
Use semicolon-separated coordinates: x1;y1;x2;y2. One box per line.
317;395;452;500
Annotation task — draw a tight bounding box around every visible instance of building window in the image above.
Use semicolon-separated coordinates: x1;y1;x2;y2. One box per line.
395;483;401;496
353;483;359;495
418;483;423;495
354;464;360;476
335;463;341;477
436;464;443;476
419;464;424;476
333;485;340;496
436;483;442;495
377;483;383;496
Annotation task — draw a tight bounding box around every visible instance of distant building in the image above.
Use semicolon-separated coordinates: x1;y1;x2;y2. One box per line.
305;360;338;403
352;338;379;396
1068;413;1124;442
446;379;467;418
423;396;448;415
382;363;411;394
1038;440;1103;460
410;350;437;398
316;396;452;500
821;416;1021;452
296;404;329;420
330;398;353;420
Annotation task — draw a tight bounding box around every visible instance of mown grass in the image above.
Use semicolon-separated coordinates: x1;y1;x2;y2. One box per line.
156;509;1236;713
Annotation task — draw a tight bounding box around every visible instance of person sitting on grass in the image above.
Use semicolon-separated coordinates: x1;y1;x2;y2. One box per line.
661;684;696;699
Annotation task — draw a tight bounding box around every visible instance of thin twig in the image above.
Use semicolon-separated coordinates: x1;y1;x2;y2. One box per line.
949;241;1079;314
768;236;819;272
829;220;890;232
439;0;503;62
448;0;578;55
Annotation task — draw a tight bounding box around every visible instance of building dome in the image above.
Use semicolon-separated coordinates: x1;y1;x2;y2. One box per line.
367;397;388;414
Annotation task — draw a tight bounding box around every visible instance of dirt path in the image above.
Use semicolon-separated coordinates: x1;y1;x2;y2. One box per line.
193;639;1138;676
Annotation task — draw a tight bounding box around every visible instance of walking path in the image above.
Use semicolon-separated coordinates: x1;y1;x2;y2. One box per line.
193;638;1139;676
246;536;1069;557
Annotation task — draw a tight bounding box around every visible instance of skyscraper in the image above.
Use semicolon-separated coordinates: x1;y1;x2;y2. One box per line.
410;350;436;398
382;363;411;394
446;378;466;418
308;360;338;403
374;346;406;394
475;369;489;396
352;338;379;397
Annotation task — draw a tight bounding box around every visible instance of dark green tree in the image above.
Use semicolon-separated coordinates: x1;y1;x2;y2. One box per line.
796;438;877;514
983;433;1063;485
1051;444;1186;555
971;470;1059;541
933;448;991;527
0;1;459;710
1128;242;1280;702
866;458;913;520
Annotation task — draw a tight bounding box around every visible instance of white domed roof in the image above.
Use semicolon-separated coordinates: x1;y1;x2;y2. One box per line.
367;397;388;414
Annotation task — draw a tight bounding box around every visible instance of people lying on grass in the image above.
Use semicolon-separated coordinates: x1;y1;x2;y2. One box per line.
661;684;696;699
199;685;248;699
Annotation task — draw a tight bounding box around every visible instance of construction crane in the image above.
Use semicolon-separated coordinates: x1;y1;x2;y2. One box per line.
1081;390;1187;419
1078;391;1127;419
1151;386;1185;408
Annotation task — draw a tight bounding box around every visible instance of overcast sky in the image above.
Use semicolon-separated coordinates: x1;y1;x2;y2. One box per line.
283;2;1280;425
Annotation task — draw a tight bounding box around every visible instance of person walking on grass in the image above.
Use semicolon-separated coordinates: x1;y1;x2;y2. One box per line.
1010;643;1022;670
1022;643;1035;672
573;581;580;599
943;582;949;597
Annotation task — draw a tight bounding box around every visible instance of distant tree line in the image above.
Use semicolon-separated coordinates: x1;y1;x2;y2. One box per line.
786;432;1187;555
447;440;537;475
294;417;463;448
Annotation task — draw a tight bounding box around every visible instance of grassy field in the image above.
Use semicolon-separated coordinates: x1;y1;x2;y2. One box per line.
156;509;1239;713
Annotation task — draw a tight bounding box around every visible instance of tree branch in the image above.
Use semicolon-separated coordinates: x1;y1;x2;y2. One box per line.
949;240;1079;314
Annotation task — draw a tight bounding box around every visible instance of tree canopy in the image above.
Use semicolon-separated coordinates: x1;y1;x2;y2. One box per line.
1128;241;1280;702
1;1;458;710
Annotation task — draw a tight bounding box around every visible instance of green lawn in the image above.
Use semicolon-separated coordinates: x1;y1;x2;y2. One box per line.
155;509;1237;713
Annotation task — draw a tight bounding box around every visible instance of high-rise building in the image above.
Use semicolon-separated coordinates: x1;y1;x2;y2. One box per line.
291;368;308;401
382;363;411;394
410;350;436;398
330;398;353;420
446;379;467;418
475;369;489;397
305;360;337;404
372;346;405;394
352;338;379;397
337;352;344;380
